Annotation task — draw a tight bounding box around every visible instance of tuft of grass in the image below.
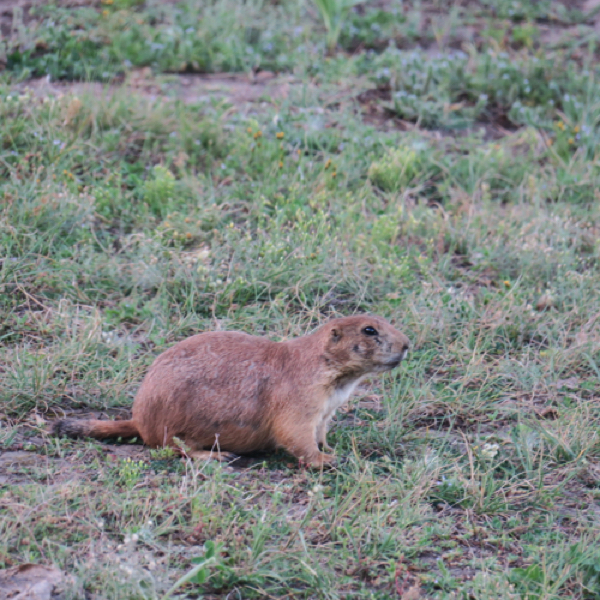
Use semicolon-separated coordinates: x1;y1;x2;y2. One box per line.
312;0;360;53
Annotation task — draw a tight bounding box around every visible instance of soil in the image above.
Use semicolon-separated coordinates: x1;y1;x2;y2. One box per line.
13;69;307;112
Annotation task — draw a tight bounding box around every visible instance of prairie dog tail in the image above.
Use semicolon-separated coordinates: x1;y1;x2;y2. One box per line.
52;418;139;440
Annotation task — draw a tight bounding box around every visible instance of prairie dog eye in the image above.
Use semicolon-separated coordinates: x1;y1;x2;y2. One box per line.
363;326;378;336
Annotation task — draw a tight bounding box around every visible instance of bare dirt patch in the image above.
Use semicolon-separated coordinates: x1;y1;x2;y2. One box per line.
14;69;307;110
0;563;68;600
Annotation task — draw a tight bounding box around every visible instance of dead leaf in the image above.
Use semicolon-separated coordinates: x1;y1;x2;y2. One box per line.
0;564;64;600
252;70;276;83
173;151;189;169
535;294;554;311
63;97;82;127
536;406;559;420
394;557;421;599
127;67;153;88
401;584;422;600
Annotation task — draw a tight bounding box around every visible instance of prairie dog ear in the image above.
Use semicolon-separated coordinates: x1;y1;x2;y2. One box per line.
331;328;342;342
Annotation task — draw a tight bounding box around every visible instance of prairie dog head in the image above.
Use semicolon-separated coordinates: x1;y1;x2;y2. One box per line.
322;315;410;377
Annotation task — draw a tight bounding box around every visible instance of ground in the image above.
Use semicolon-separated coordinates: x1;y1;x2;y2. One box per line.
1;0;600;598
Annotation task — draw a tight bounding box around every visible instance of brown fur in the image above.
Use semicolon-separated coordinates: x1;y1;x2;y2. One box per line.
52;315;409;467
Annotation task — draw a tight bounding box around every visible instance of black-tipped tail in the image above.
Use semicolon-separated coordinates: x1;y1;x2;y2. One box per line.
51;418;139;440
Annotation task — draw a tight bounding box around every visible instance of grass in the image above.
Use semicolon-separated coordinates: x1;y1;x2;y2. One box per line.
1;0;600;598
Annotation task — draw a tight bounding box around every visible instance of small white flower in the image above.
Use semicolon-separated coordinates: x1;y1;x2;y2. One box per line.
482;443;499;458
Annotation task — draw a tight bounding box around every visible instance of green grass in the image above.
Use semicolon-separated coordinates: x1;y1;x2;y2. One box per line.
1;0;600;598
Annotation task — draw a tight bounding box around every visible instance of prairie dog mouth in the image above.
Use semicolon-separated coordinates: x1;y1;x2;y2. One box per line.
384;354;405;369
385;348;409;368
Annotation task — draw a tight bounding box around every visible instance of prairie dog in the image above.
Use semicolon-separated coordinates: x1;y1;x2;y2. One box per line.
52;315;409;467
